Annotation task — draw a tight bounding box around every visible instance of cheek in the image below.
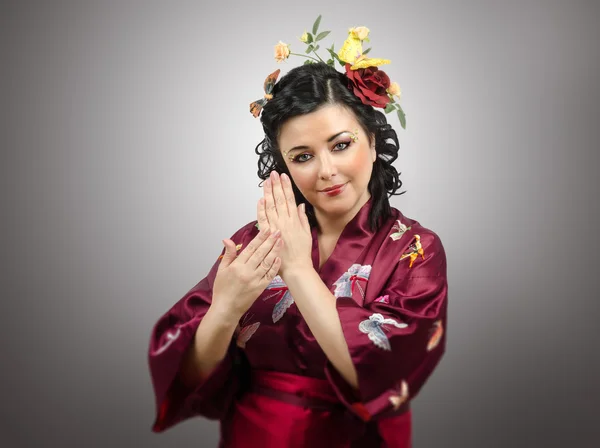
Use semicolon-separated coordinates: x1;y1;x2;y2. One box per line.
345;148;373;178
288;168;315;194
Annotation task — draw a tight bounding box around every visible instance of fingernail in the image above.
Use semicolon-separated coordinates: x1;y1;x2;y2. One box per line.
273;230;281;238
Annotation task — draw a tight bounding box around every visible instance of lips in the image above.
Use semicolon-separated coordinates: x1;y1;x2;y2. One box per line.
320;183;347;192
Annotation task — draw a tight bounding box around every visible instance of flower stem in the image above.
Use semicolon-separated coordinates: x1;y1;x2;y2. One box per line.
289;52;320;62
312;51;326;63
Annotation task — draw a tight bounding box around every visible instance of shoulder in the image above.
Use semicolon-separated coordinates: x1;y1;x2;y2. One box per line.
384;208;447;275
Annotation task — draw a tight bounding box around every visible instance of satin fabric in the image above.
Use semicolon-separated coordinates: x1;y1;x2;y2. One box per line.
148;198;447;446
219;370;411;448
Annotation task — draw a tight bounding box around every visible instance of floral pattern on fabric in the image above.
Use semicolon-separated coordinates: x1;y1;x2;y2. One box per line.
399;234;425;268
264;275;294;323
333;264;371;299
358;313;408;351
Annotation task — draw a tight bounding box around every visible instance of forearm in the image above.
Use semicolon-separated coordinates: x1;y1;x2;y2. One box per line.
179;302;239;388
283;267;359;389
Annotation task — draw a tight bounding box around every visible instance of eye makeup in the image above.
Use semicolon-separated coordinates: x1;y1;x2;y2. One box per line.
289;139;353;163
284;129;359;163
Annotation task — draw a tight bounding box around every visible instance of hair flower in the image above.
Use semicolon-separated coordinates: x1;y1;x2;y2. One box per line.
348;26;370;41
253;15;407;129
274;41;291;63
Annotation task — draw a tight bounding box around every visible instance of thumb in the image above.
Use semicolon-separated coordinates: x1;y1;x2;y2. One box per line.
218;239;237;268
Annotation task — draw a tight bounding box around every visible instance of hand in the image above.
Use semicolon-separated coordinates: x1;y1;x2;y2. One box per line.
258;171;313;278
212;229;283;320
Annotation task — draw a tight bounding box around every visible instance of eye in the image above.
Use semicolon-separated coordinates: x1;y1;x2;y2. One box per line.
291;153;313;163
333;140;352;151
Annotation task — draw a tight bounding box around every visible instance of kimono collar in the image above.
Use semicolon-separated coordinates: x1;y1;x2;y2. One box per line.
311;197;376;276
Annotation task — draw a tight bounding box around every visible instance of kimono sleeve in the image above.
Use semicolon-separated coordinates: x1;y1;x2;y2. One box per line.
325;231;448;422
147;222;255;432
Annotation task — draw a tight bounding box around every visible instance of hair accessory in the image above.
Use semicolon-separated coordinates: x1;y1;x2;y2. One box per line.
249;69;281;118
251;15;406;129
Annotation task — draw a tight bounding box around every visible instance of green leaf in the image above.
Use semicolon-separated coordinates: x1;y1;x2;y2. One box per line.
306;33;313;44
315;31;330;41
326;48;341;62
303;59;312;65
396;106;407;129
305;44;314;54
312;15;322;35
327;58;335;67
363;47;372;55
384;103;395;113
314;44;320;51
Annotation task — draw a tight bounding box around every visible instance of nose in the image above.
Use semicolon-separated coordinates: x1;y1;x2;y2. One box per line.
318;151;338;180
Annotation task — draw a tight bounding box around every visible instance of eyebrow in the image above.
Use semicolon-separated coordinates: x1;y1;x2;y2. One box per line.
284;131;351;154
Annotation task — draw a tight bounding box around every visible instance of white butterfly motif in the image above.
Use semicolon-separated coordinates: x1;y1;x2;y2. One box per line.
333;264;372;298
390;220;411;241
153;327;181;355
358;313;408;351
236;321;260;348
265;275;295;323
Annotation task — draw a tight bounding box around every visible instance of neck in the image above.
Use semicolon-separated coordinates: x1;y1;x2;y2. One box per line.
314;191;371;238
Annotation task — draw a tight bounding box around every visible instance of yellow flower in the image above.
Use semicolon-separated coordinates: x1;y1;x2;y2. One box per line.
387;82;402;99
299;31;309;43
349;26;370;41
274;41;290;63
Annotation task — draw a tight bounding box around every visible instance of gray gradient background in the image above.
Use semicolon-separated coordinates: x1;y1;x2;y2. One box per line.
1;0;599;447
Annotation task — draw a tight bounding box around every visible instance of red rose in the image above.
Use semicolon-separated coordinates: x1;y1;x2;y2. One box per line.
345;63;391;108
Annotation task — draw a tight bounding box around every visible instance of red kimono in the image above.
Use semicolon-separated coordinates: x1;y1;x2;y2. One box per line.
148;198;447;447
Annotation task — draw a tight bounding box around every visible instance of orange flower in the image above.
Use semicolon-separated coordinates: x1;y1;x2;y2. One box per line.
274;41;290;63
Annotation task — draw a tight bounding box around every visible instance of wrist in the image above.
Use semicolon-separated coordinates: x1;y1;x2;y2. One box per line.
280;263;315;281
206;301;242;329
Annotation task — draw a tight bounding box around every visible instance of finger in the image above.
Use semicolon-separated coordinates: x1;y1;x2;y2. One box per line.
263;178;278;225
236;228;271;264
218;239;237;269
248;229;281;269
269;171;289;217
298;203;311;233
256;198;270;232
280;173;297;217
261;255;282;284
256;236;283;277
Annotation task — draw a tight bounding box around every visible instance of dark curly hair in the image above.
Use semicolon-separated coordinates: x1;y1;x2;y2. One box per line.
254;62;405;232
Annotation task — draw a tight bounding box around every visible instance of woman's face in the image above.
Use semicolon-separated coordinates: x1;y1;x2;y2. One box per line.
278;104;376;222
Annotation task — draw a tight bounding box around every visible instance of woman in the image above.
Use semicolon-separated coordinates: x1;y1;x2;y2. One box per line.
148;25;447;448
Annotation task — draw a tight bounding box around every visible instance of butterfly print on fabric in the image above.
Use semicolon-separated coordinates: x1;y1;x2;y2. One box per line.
389;220;411;241
154;327;181;355
399;234;425;268
235;313;261;348
358;313;408;351
427;320;443;351
264;275;294;323
333;264;372;300
374;294;390;304
389;380;409;410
